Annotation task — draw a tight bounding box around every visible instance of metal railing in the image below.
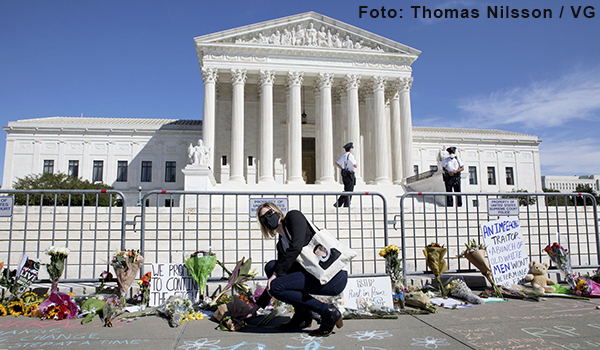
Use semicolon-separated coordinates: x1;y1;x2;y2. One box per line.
138;190;390;279
398;191;599;279
0;189;127;283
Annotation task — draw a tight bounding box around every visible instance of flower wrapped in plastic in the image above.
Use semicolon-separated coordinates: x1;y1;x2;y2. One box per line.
45;246;70;293
405;291;438;313
102;295;124;327
185;251;217;299
423;243;448;297
110;249;143;297
157;296;194;327
544;243;576;289
379;244;404;309
447;279;483;304
134;272;151;306
39;292;78;320
574;277;600;297
460;239;502;298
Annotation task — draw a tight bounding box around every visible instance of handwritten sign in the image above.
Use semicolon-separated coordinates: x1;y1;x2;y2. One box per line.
481;217;529;287
0;196;14;217
249;198;289;218
342;276;393;310
149;263;198;307
488;198;519;216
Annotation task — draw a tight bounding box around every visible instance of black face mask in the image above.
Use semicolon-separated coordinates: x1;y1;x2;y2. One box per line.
260;210;280;230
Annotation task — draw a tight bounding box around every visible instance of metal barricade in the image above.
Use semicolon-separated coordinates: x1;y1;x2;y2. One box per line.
138;191;390;279
398;192;599;279
0;189;127;283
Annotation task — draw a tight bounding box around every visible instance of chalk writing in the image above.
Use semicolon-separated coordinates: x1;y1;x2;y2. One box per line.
286;341;334;349
410;336;451;349
346;330;393;341
177;339;267;350
150;263;198;306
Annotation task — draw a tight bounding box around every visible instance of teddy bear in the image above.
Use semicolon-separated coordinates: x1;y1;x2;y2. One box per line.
525;261;556;294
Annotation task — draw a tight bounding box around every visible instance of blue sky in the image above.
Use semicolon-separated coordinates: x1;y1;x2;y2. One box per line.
1;0;599;184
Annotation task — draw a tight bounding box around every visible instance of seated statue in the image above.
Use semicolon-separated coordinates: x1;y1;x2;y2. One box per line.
188;139;210;166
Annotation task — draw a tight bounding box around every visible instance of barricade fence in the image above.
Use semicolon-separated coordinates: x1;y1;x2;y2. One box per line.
0;190;128;283
138;191;390;280
399;192;599;279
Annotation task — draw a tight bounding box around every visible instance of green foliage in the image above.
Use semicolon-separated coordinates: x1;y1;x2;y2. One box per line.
542;188;572;206
12;172;116;206
574;184;599;206
502;189;536;206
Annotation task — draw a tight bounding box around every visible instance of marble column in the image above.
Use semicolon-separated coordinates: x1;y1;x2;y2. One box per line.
318;73;335;183
372;76;391;184
201;67;218;170
258;70;275;183
399;77;414;183
390;79;403;184
287;71;304;183
345;74;362;183
230;68;247;183
313;81;322;183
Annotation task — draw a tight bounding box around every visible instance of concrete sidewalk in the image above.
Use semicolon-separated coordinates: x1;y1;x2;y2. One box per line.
1;295;600;350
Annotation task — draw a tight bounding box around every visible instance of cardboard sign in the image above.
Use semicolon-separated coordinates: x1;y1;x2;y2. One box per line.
249;198;289;218
0;196;14;217
481;217;529;287
342;276;393;310
149;263;198;307
488;198;519;216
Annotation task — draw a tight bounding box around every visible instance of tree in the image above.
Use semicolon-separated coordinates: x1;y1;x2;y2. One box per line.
13;172;116;206
574;184;599;206
502;189;536;206
542;188;572;207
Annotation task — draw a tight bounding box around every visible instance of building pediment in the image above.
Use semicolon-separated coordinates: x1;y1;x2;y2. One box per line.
195;12;420;58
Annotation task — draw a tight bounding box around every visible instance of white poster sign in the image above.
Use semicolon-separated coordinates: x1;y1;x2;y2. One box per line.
342;276;393;310
481;217;530;287
488;198;519;216
0;196;14;217
249;198;289;218
149;263;198;307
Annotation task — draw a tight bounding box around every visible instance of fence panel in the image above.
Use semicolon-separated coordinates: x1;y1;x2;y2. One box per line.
0;190;127;283
398;192;599;278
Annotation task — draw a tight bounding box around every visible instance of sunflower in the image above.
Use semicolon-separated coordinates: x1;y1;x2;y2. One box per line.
24;303;40;317
8;301;25;316
0;304;7;317
21;291;40;306
45;305;59;320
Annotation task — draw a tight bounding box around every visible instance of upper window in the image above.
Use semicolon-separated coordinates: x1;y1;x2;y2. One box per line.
141;161;152;182
93;160;104;182
165;161;176;183
487;166;496;185
469;166;477;185
68;160;79;178
43;160;54;174
117;161;128;182
506;167;515;186
414;165;419;175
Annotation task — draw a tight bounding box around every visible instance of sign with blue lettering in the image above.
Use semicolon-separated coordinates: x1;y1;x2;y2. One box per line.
488;198;519;216
342;276;393;310
481;217;529;287
0;196;14;217
249;198;289;218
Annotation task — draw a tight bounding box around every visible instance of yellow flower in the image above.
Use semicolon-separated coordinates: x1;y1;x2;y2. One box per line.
8;301;25;316
21;292;40;306
24;303;39;317
46;306;59;320
0;304;7;317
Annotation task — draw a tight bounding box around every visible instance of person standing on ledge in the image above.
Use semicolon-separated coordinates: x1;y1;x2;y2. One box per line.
441;146;464;207
334;142;357;208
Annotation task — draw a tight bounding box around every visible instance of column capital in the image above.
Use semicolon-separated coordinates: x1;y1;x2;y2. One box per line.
231;68;247;85
398;77;414;92
343;74;361;90
201;67;218;84
259;70;276;87
371;76;387;91
286;71;304;87
317;73;334;89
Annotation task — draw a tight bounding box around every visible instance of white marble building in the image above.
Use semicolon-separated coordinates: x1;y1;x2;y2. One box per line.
542;175;600;193
1;12;543;205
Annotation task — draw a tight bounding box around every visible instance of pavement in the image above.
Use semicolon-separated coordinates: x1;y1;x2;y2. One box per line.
1;293;600;350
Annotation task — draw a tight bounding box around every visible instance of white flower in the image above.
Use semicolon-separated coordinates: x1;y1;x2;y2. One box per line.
45;245;70;257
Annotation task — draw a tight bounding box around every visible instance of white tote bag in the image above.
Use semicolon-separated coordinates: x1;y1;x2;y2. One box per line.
294;221;357;285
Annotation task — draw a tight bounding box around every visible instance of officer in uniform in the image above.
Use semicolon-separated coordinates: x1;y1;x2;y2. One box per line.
334;142;357;208
441;146;464;207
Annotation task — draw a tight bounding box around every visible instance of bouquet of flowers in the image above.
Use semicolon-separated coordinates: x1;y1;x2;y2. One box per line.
102;295;124;327
38;292;78;320
45;246;70;293
404;291;438;313
97;270;114;293
544;243;576;289
423;243;448;297
157;296;194;327
110;249;143;297
21;291;41;317
209;258;256;308
447;279;483;304
379;244;404;309
185;251;217;299
134;272;152;306
460;239;502;298
573;277;600;297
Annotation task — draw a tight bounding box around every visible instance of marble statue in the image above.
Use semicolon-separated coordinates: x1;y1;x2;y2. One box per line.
188;139;210;166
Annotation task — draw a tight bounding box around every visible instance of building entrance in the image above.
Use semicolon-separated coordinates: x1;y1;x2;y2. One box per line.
302;138;316;184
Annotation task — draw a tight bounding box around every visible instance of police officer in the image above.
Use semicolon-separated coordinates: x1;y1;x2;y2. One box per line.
441;146;464;207
334;142;357;208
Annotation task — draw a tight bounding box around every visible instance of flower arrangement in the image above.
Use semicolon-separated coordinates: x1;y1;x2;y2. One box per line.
459;239;503;298
134;272;152;306
544;243;576;289
7;301;25;315
98;270;113;293
185;251;217;299
209;258;256;308
423;243;448;297
573;277;600;297
102;295;124;327
110;249;143;297
447;279;484;304
38;292;78;320
404;291;438;313
379;244;404;309
45;246;70;293
157;296;194;327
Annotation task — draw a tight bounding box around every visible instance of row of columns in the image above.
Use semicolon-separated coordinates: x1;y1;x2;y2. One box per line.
201;67;414;185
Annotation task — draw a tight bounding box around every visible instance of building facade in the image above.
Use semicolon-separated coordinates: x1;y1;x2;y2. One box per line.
542;175;600;193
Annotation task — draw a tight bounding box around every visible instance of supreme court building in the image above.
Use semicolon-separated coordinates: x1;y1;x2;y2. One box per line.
1;12;543;205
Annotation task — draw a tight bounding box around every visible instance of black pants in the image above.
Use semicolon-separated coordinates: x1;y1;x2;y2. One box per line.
444;178;462;207
336;171;355;207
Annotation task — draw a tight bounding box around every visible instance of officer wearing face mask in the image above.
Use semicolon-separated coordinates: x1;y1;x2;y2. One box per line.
235;202;348;337
334;142;357;208
441;146;464;207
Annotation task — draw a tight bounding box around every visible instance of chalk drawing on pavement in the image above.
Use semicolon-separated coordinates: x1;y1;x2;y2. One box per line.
177;338;267;350
410;336;450;349
346;330;393;341
291;334;324;344
286;341;334;349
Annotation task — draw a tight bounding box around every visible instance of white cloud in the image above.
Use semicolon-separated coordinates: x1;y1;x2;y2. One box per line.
458;67;600;129
540;138;600;175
